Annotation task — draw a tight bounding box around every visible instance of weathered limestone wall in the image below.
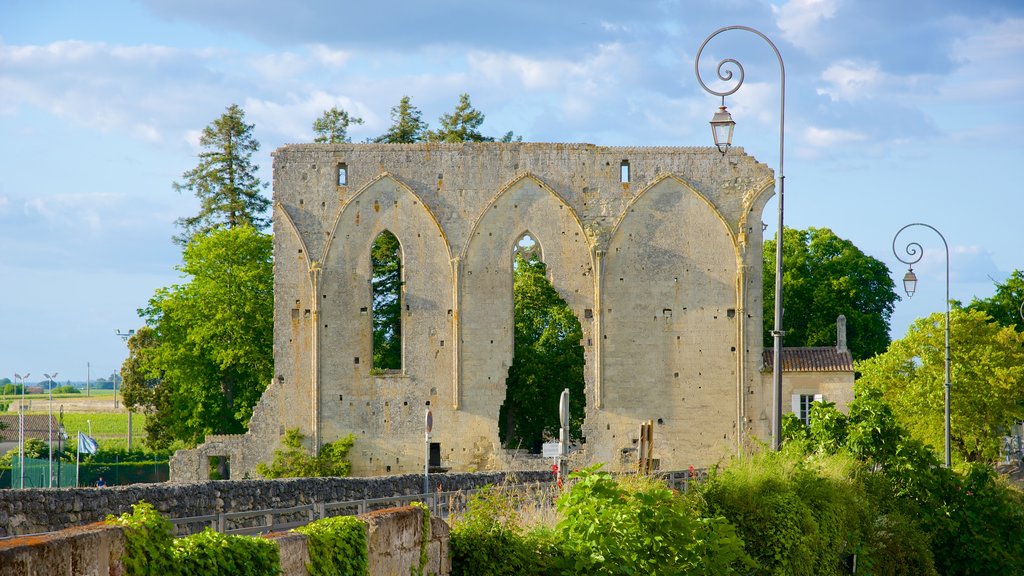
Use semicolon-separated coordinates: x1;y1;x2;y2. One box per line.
0;471;549;537
0;506;450;576
178;142;776;480
773;371;856;414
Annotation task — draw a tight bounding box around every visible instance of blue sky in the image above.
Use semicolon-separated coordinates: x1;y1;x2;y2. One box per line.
1;0;1022;382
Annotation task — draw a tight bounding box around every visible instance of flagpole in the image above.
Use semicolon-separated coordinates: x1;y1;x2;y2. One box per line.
76;432;81;487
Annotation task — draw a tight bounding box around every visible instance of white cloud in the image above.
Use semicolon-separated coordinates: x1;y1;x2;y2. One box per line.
22;193;123;233
245;90;376;142
249;51;310;82
771;0;839;50
817;60;881;101
803;125;868;147
942;18;1024;103
310;44;352;68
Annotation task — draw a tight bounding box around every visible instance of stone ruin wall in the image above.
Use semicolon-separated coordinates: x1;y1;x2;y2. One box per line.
172;142;775;481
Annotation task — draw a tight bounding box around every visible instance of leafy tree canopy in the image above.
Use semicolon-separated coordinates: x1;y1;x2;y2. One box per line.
765;227;898;361
856;307;1024;463
312;106;363;143
125;226;274;449
173;104;269;245
373;96;428;143
500;254;585;452
371;231;402;370
426;93;494;143
967;269;1024;331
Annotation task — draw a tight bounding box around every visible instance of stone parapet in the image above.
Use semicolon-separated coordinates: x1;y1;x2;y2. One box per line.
0;470;550;537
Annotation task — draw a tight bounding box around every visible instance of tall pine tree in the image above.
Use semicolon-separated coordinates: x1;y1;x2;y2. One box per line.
173;104;269;245
374;96;428;143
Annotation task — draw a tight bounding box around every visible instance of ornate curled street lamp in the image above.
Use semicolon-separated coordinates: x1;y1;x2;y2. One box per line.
892;223;951;468
696;26;786;450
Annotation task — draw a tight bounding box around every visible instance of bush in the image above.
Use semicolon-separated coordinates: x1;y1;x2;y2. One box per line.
257;428;354;478
107;501;177;575
695;448;871;576
557;466;752;576
294;514;368;576
450;484;559;576
108;502;281;576
173;528;280;576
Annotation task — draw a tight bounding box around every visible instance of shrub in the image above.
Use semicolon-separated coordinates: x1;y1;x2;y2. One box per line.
694;448;872;576
557;466;752;576
107;501;177;576
172;528;280;576
257;428;354;478
450;484;557;576
294;514;368;576
108;502;281;576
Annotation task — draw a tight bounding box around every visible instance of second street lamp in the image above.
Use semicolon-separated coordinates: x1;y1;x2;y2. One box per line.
44;372;58;488
696;25;786;451
893;222;951;468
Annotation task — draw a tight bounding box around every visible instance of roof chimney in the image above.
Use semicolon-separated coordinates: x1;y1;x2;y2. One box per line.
836;315;847;351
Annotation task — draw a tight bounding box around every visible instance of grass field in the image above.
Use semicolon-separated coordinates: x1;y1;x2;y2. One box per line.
19;410;150;452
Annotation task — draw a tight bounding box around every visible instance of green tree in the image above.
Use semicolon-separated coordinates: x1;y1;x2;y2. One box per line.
371;231;402;370
967;269;1024;331
764;227;898;361
173;104;269;245
373;95;428;143
256;428;354;478
499;254;585;452
426;93;494;143
128;226;274;449
312;106;364;143
856;307;1024;463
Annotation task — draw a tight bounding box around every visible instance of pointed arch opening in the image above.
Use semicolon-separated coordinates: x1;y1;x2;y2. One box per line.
500;232;586;453
371;230;402;372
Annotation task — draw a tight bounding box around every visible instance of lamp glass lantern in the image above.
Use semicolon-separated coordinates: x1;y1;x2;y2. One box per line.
710;105;735;154
903;268;918;298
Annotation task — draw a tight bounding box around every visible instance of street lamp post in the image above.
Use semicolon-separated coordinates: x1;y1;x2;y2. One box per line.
893;223;951;468
696;26;786;450
116;329;135;450
44;372;58;488
14;372;30;489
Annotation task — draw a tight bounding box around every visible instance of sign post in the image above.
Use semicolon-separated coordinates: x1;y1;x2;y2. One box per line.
424;408;433;498
558;388;569;483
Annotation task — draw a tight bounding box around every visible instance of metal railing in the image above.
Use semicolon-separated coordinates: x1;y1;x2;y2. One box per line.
167;469;707;536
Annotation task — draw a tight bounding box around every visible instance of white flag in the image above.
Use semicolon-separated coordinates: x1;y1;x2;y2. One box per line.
78;431;99;455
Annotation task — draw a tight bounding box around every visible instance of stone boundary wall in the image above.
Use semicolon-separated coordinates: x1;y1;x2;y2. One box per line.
0;470;550;538
0;505;449;576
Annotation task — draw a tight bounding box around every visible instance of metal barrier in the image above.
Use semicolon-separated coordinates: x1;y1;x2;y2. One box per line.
166;470;706;536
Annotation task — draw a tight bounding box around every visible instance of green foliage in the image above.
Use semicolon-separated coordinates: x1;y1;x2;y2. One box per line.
173;528;280;576
60;412;148;453
500;254;585;452
694;448;870;576
783;386;1024;575
856;307;1024;463
107;501;177;575
109;502;280;576
256;428;354;478
295;514;368;576
425;93;493;142
313;106;364;143
374;95;428;143
173;104;269;245
371;230;402;370
558;466;753;576
967;269;1024;331
130;226;274;449
450;485;558;576
52;385;79;394
764;227;898;360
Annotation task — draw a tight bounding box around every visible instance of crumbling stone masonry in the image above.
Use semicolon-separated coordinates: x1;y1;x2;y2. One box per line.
171;142;775;480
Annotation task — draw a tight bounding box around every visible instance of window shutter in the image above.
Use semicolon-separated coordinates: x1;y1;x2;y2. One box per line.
791;394;800;415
